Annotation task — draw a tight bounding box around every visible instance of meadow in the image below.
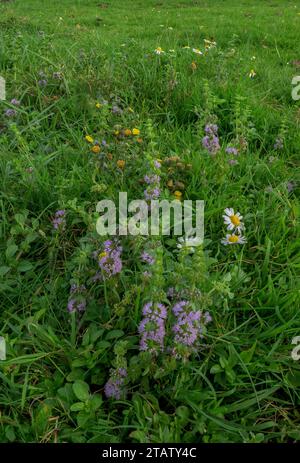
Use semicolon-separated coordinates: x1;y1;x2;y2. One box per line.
0;0;299;443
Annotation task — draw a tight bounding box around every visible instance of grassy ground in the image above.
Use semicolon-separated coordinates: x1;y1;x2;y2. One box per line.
0;0;299;443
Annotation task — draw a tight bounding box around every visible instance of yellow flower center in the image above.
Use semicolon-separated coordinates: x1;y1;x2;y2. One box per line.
230;214;240;226
99;252;107;259
228;235;239;243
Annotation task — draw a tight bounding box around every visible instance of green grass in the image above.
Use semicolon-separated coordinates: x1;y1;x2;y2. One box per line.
0;0;299;443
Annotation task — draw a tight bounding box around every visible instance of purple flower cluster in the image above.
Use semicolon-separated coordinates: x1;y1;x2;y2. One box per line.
98;240;122;278
202;124;220;155
225;146;238;156
104;367;127;399
144;174;160;185
111;105;123;115
274;137;283;150
172;300;212;348
143;173;160;201
52;209;66;230
4;109;16;118
138;302;167;353
141;251;155;265
67;284;87;313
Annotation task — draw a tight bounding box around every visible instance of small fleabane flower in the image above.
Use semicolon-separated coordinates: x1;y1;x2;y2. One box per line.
221;233;247;245
223;208;244;233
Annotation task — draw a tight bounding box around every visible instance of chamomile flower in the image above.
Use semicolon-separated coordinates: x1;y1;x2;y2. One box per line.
223;208;244;233
192;48;203;55
249;69;256;78
177;233;203;251
154;47;164;55
221;233;247;245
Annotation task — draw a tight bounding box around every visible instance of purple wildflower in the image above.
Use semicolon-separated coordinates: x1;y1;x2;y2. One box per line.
141;251;155;265
4;108;16;117
144;174;160;185
172;300;211;349
205;124;218;135
111;105;123;115
98;240;122;278
228;159;238;166
67;299;86;313
52;209;66;230
202;124;220;155
154;160;161;168
226;146;238;156
10;98;20;106
67;283;87;313
138;302;167;353
104;367;127;399
144;187;160;200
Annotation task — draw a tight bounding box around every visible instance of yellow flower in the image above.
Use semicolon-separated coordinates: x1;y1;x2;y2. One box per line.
91;145;100;154
95;102;102;109
117;159;125;169
85;135;94;143
114;130;120;136
132;128;140;136
124;128;132;136
191;61;197;70
174;190;182;199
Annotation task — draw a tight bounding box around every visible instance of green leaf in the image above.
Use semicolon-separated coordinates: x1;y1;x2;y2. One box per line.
6;244;18;260
0;266;11;277
105;330;124;340
17;261;33;272
72;380;90;402
70;402;85;412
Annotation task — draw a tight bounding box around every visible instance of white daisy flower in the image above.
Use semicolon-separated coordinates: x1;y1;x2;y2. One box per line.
223;208;244;233
154;47;164;55
177;233;203;251
192;48;203;55
221;233;247;245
